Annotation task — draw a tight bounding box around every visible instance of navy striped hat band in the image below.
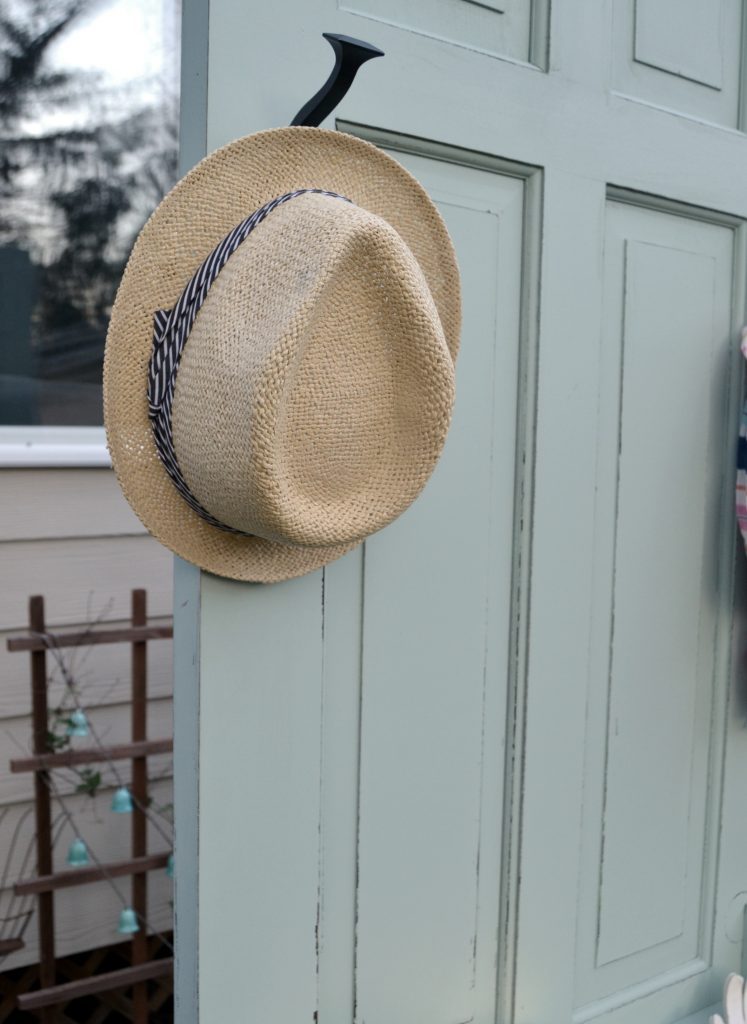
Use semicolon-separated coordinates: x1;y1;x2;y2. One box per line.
147;188;352;535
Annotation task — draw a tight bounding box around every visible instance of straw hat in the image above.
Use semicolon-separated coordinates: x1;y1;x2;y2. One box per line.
104;126;460;583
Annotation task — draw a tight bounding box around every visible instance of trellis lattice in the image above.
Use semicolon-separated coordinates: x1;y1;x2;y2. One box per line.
2;590;174;1022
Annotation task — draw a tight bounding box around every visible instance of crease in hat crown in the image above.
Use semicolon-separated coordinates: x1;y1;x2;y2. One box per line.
103;125;461;583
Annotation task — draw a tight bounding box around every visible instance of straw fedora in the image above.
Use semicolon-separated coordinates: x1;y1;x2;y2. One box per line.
104;126;460;583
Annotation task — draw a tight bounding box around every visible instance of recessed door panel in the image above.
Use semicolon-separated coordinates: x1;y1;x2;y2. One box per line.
351;151;531;1024
340;0;549;66
574;197;736;1018
612;0;744;127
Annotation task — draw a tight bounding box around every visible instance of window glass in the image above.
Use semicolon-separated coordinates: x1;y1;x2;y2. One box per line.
0;0;180;426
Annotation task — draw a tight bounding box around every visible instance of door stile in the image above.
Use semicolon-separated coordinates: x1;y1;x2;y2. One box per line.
514;167;609;1024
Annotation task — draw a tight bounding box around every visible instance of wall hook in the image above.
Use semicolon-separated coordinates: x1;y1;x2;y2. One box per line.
291;32;384;128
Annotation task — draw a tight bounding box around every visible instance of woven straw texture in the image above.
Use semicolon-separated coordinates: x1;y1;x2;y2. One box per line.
104;127;461;582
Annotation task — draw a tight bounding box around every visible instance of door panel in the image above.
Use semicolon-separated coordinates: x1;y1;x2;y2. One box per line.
351;152;530;1024
611;0;745;126
574;199;738;1018
339;0;550;66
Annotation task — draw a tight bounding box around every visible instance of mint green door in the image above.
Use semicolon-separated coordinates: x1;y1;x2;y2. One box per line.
174;2;747;1022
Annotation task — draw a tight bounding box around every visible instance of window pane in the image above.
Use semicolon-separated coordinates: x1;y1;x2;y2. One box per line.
0;0;180;425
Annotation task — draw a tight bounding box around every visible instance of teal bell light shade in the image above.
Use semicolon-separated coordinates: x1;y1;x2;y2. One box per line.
66;708;89;737
66;837;90;867
117;907;139;934
111;787;133;813
166;853;174;878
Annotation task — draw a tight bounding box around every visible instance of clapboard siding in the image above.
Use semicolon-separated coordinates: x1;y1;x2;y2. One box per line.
0;536;173;629
0;469;146;541
0;466;173;970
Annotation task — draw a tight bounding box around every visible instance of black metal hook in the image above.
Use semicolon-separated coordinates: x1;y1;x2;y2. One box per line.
291;32;384;128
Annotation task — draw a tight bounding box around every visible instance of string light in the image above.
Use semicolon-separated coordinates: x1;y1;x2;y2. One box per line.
111;787;134;814
66;708;89;737
45;776;174;955
66;838;90;867
117;908;139;935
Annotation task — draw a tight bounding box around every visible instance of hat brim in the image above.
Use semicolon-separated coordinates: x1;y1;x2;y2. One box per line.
103;126;460;583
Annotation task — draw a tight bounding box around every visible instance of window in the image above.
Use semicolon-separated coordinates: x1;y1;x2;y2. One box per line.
0;0;180;439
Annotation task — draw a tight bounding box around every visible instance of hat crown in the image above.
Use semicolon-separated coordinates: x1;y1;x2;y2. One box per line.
170;193;455;547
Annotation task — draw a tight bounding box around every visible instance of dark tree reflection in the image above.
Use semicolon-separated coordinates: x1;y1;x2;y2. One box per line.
0;0;179;424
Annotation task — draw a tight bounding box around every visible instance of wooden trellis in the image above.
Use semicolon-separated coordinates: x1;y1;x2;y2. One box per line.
5;589;174;1022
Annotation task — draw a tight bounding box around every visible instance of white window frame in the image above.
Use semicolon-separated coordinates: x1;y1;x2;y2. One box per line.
0;0;188;473
0;0;196;474
0;427;110;468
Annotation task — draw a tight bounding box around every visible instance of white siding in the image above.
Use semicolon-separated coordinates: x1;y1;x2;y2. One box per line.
0;467;173;969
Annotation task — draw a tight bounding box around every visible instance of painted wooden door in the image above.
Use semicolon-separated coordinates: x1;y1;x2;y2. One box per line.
173;2;747;1023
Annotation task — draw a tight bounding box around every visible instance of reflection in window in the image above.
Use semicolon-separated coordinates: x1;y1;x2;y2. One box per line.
0;0;180;426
